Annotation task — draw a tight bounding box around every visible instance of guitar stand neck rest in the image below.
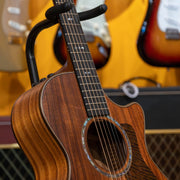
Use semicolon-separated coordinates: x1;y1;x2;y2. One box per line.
26;3;107;87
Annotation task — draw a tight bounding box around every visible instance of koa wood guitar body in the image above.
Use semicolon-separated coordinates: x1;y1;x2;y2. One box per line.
137;0;180;67
12;0;168;179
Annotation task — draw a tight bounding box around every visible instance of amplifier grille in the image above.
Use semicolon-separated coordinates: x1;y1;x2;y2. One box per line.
0;148;34;180
146;133;180;180
0;133;179;180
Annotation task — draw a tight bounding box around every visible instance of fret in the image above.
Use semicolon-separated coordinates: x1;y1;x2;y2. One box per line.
77;75;98;81
84;100;108;110
85;102;107;106
75;67;96;70
81;90;104;98
73;59;92;62
76;68;96;74
74;67;97;71
71;51;91;55
61;23;82;26
77;74;98;77
79;82;101;86
67;42;87;45
84;96;105;99
75;67;96;71
72;59;93;64
87;107;109;111
65;33;84;36
82;89;103;93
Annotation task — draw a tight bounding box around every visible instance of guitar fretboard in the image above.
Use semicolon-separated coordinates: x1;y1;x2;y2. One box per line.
55;0;109;117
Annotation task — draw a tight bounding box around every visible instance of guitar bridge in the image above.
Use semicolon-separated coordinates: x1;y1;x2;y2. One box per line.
165;28;180;40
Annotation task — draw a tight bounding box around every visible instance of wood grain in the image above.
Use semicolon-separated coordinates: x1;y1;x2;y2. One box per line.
12;81;69;180
12;70;168;179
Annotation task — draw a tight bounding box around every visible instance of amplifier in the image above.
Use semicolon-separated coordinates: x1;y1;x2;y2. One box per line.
104;86;180;130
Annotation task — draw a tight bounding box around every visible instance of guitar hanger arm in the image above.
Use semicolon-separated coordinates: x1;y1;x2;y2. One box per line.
26;3;107;86
26;2;72;86
78;4;107;21
45;4;107;21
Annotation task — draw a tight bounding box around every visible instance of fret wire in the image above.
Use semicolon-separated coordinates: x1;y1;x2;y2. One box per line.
75;67;96;70
82;89;103;92
62;23;82;26
67;42;87;45
84;96;105;99
80;82;101;85
65;33;85;35
86;102;107;105
71;52;91;54
77;75;99;78
73;59;92;62
87;108;109;111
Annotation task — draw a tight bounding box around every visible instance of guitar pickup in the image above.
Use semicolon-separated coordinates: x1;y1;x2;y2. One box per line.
165;28;180;40
8;20;27;32
7;7;21;15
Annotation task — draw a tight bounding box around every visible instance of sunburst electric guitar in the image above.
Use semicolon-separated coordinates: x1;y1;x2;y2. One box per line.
137;0;180;67
54;0;111;69
12;0;167;179
0;0;29;71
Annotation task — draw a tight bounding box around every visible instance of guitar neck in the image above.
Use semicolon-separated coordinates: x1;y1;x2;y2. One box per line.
54;0;109;117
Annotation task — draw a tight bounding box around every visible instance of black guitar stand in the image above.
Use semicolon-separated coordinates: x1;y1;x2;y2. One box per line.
26;2;107;87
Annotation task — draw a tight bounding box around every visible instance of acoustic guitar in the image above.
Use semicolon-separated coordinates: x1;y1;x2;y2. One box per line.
54;0;111;69
137;0;180;67
0;0;29;72
12;0;167;179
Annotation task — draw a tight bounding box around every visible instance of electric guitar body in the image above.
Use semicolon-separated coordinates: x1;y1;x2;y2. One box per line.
0;0;29;72
54;0;111;69
137;0;180;67
12;0;167;179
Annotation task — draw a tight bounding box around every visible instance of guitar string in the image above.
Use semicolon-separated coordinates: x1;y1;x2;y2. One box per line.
62;5;116;179
62;4;118;177
64;2;122;179
66;2;131;179
56;0;129;178
65;0;128;178
83;1;132;178
66;3;127;179
57;0;114;178
66;1;125;179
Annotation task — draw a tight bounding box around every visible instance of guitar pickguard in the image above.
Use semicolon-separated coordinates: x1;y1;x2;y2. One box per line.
157;0;180;33
76;0;111;47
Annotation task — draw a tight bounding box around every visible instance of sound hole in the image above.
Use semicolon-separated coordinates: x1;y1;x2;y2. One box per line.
87;120;127;172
